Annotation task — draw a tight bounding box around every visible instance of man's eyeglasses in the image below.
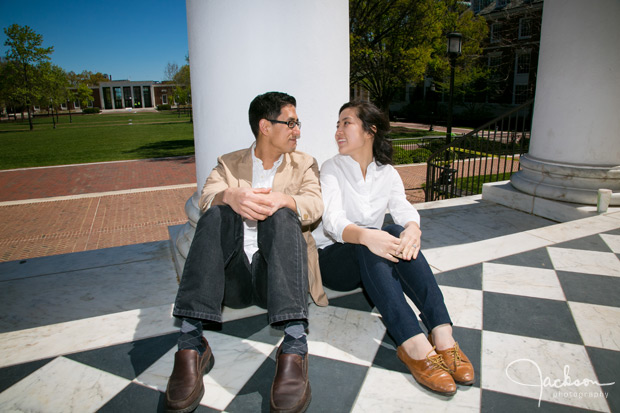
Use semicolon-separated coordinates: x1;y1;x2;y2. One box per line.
267;119;302;129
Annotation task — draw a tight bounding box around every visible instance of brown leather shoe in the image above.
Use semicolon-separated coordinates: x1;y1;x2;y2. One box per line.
434;342;475;385
270;346;311;413
428;335;475;385
165;337;215;413
396;346;456;396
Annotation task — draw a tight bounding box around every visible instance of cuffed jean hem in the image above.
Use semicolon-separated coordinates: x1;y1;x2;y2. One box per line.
173;307;223;324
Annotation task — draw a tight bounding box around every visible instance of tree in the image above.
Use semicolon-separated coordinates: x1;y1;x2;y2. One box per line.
37;62;68;128
163;62;179;81
349;0;444;111
75;83;94;108
3;24;53;130
349;0;487;112
427;1;489;103
67;70;108;87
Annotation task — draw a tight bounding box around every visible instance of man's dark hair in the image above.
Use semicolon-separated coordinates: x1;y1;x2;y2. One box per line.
248;92;297;138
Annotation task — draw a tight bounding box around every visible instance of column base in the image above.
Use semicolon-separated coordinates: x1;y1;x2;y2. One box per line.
510;155;620;206
171;191;201;279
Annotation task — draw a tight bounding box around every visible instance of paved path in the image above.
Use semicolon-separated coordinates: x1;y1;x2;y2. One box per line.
0;156;428;262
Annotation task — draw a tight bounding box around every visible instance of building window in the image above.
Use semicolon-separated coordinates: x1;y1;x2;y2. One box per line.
133;86;142;108
514;85;529;104
88;100;94;108
74;100;80;108
60;102;67;110
103;87;113;109
491;23;502;43
162;94;168;104
519;18;533;39
516;52;531;75
113;87;123;108
143;86;152;107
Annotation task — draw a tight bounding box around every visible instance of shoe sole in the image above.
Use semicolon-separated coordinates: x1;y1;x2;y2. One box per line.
455;378;474;386
166;353;215;413
415;380;456;397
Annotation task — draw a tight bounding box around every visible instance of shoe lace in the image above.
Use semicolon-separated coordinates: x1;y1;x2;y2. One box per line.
450;342;462;366
426;347;450;372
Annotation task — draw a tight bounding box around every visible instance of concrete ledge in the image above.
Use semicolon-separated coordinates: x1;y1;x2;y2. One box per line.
481;181;620;222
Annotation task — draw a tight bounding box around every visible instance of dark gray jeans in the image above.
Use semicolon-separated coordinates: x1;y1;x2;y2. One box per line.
173;205;309;326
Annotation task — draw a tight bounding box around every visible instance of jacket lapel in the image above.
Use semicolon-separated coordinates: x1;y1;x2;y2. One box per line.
237;146;253;188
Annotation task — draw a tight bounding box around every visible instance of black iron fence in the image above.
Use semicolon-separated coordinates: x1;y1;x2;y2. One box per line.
424;99;534;202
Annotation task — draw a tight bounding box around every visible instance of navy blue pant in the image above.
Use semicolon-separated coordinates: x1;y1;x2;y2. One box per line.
318;224;451;345
173;205;309;326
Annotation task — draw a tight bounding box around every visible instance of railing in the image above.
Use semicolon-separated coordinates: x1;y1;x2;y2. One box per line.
424;99;534;202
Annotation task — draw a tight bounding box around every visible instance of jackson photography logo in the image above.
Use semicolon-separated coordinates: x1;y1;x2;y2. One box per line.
505;359;615;407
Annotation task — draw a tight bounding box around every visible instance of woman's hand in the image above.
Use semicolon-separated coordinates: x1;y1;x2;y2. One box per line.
359;228;401;263
394;222;422;261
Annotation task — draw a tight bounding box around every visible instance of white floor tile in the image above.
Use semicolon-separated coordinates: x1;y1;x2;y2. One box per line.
548;247;620;277
569;302;620;351
425;233;550;272
600;233;620;254
482;262;566;301
527;215;620;244
308;305;385;366
0;357;130;412
352;366;481;412
136;330;275;411
440;286;483;330
481;331;611;412
0;304;178;368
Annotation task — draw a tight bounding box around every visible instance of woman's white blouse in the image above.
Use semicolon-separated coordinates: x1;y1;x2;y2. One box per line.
313;154;420;249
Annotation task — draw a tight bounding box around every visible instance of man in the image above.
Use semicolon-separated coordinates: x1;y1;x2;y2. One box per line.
165;91;327;413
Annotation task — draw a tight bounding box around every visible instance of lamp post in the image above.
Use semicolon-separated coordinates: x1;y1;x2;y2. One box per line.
445;32;462;158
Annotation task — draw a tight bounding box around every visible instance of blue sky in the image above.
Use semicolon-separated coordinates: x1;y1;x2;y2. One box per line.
0;0;188;82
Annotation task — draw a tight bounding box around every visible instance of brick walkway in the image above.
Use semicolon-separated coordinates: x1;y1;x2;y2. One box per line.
0;156;197;202
0;157;428;263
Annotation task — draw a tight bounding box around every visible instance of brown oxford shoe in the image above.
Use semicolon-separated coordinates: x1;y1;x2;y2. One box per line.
435;342;475;385
428;335;475;385
165;337;215;413
270;346;311;413
396;346;456;396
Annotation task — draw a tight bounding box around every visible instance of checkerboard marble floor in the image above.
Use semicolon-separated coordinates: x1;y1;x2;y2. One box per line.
0;196;618;412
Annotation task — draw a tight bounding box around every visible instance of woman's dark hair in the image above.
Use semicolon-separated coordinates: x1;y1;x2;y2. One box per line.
339;100;392;165
248;92;296;138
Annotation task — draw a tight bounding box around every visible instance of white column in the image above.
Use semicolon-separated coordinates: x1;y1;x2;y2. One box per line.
510;0;620;205
173;0;350;274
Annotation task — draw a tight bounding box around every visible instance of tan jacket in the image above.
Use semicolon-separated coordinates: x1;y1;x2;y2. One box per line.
199;146;328;306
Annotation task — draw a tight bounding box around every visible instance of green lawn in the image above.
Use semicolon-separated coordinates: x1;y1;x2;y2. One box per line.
390;126;445;142
0;111;195;169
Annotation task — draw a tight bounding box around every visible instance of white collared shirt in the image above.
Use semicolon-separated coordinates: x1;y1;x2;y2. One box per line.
244;144;284;262
312;154;420;249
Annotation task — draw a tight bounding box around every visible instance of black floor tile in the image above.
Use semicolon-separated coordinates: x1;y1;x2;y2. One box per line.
558;271;620;307
483;292;582;344
586;346;618;413
490;248;554;270
328;291;374;312
219;314;280;345
553;235;614;253
0;357;54;393
66;333;177;380
481;389;592;412
435;263;483;290
97;382;169;413
305;355;369;413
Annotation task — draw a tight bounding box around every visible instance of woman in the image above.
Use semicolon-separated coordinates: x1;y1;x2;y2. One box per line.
313;101;474;396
